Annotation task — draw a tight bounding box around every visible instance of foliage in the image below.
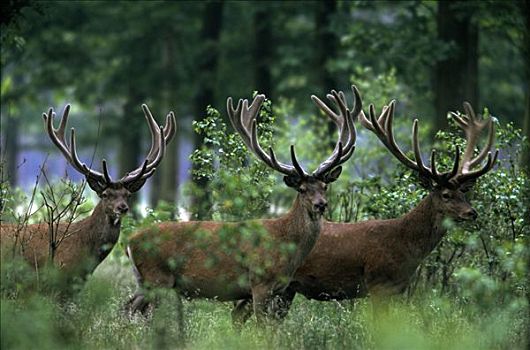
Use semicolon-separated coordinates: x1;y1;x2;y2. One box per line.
1;1;529;348
188;99;276;220
0;265;527;349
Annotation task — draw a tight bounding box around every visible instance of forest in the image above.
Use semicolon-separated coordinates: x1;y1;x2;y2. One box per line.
1;1;529;349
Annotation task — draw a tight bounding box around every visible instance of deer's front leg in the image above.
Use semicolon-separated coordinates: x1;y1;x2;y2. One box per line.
231;299;253;328
251;283;277;324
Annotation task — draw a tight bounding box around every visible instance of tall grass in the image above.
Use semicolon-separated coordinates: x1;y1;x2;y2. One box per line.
1;259;527;350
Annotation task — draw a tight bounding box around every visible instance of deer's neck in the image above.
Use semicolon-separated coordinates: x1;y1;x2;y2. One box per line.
85;201;121;263
281;194;323;273
399;193;447;260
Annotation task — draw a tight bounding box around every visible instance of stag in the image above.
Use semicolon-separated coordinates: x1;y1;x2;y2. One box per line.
1;104;176;280
232;100;498;323
125;87;360;323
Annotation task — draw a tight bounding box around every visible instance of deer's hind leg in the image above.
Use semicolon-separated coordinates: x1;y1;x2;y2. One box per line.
232;299;253;328
124;248;176;317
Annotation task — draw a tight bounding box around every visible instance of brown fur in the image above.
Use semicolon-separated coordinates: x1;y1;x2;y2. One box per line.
231;186;479;323
0;188;131;278
125;180;329;322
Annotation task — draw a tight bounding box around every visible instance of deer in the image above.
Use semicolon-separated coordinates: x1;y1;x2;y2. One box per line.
125;87;360;324
0;103;176;282
231;100;498;323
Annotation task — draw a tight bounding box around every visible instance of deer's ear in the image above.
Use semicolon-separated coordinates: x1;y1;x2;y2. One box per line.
459;179;476;193
86;177;107;194
324;166;342;183
418;173;433;190
123;179;147;193
283;175;302;189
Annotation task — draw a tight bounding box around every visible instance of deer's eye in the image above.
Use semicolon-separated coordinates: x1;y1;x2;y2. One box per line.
299;186;307;193
101;192;108;199
323;184;328;191
442;192;451;200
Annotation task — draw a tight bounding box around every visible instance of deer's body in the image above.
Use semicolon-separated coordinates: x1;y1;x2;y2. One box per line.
0;103;175;286
128;194;321;301
1;201;121;274
293;194;446;300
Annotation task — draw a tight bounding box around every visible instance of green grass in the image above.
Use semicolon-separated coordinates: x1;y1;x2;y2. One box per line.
1;259;528;350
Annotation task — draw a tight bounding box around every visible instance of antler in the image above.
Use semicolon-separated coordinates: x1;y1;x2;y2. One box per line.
450;102;498;184
227;94;307;177
358;101;460;187
227;88;358;180
120;104;176;183
359;100;498;188
310;85;360;178
43;104;176;193
43;105;109;192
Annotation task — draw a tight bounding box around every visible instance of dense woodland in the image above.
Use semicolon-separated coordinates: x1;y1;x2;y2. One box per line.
1;1;529;349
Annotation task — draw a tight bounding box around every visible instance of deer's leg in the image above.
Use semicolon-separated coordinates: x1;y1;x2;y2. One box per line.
125;269;176;317
251;283;277;325
231;299;253;328
271;286;296;321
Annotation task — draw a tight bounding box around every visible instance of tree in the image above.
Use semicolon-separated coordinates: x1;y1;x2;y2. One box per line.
434;1;478;132
521;0;530;172
191;1;225;220
253;3;274;98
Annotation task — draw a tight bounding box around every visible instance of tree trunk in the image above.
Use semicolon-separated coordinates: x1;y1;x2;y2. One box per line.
3;109;19;188
191;1;224;220
120;88;145;215
434;1;478;133
160;34;179;211
253;4;273;98
521;0;530;173
150;33;180;212
315;0;338;145
315;0;338;95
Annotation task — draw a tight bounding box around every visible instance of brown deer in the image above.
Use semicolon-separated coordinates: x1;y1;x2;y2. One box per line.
232;100;498;323
0;104;176;280
125;87;360;323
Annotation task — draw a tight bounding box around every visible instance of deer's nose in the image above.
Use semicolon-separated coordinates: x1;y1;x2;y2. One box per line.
117;203;129;214
314;201;327;214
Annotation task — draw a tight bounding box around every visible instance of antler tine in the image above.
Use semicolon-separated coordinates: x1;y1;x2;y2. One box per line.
140;104;162;163
447;146;461;181
164;111;177;144
102;159;112;183
412;119;433;176
290;145;307;177
379;101;420;171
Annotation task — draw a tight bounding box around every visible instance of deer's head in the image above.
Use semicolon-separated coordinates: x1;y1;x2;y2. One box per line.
227;87;361;217
360;101;497;222
43;104;176;224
